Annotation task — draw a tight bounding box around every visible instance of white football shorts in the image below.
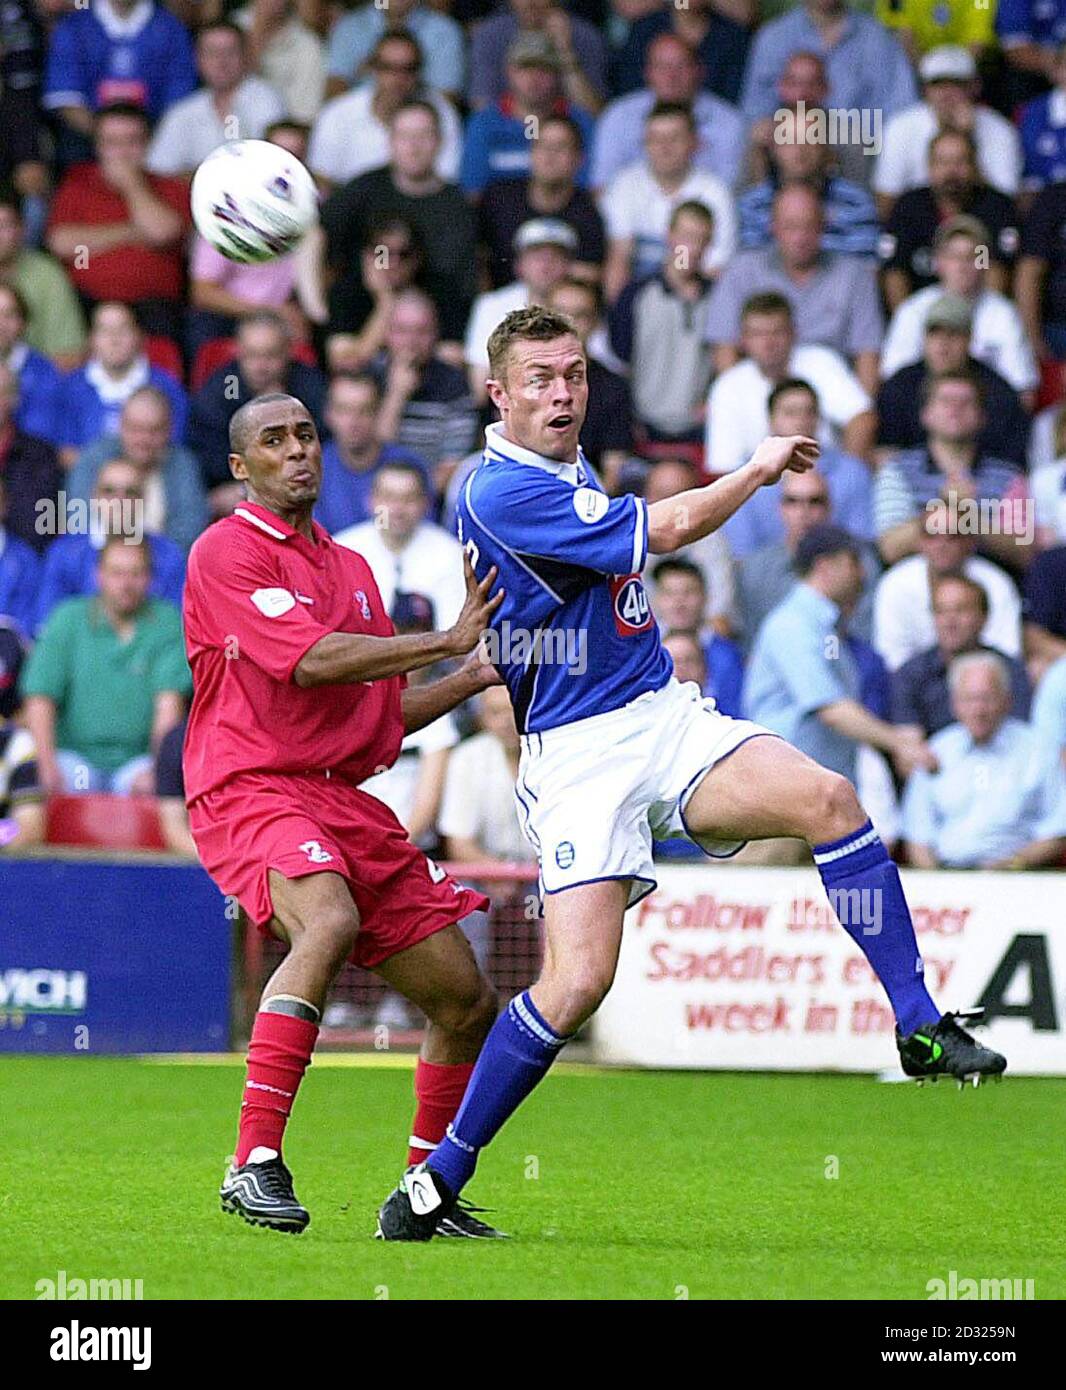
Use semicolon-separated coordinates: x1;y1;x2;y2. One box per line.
514;677;777;906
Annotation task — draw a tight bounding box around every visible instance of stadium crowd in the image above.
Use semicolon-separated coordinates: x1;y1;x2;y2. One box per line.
3;0;1066;912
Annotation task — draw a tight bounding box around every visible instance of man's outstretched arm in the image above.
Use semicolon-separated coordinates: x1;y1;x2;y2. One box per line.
400;651;502;736
646;436;820;555
294;558;502;687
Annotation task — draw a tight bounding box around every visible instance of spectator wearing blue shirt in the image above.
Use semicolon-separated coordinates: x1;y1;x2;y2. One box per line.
0;476;40;639
469;0;607;112
743;523;931;784
0;282;63;446
740;1;917;125
609;0;752;105
996;0;1066;106
891;573;1030;737
57;302;186;465
67;387;207;554
738;108;879;257
724;382;874;561
1018;45;1066;191
649;557;744;717
461;34;595;197
42;0;197;160
1031;653;1066;763
325;0;465;101
590;32;744;191
35;457;186;633
903;649;1066;867
314;373;430;536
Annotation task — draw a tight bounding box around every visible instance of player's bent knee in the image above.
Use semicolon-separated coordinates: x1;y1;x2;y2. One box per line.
300;906;361;970
428;974;498;1041
805;771;864;844
543;964;616;1034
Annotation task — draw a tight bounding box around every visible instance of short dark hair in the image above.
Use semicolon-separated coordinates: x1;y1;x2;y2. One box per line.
265;119;310;144
921;368;983;410
362;214;421;256
238;308;290;342
486;304;581;382
669;199;714;231
650;556;706;591
372;459;429;496
228;392;303;453
197;19;245;46
549;276;602;313
767;377;818;414
741;291;793;323
372;26;422;63
329;371;382;404
647;100;696;132
392;99;440;135
95;102;150;131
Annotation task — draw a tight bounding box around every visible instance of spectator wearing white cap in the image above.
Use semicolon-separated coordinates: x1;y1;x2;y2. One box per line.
463;216;576;404
873;46;1023;220
601;101;735;304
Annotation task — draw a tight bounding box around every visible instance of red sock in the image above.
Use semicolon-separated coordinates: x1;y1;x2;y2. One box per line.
235;1011;319;1165
407;1059;474;1168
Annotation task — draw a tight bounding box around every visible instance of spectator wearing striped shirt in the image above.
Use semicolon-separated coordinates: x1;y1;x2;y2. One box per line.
371;289;479;500
737;107;879;258
874;371;1030;571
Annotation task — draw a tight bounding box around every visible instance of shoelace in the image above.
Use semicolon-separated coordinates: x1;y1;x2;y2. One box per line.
454;1196;495;1216
254;1160;296;1200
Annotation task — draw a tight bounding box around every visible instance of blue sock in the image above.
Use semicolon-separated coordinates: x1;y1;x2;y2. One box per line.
813;819;938;1036
427;991;567;1195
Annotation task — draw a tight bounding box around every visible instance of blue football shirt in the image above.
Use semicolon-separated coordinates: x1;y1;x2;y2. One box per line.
456;423;672;733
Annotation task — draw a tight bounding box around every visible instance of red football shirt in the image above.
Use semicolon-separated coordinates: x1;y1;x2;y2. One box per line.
182;503;406;803
47;162;191;303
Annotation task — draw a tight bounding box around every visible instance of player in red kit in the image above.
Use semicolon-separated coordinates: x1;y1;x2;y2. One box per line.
182;392;506;1238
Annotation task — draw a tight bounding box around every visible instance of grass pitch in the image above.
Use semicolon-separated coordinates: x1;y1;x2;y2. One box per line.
3;1055;1063;1301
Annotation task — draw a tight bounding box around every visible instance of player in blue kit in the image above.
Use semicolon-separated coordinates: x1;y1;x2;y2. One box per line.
376;305;1006;1240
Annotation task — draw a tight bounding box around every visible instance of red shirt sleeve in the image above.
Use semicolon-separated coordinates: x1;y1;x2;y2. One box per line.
186;531;332;683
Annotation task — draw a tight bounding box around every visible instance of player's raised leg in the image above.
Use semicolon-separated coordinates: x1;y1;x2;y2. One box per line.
374;923;504;1237
220;869;360;1234
683;737;1006;1083
377;880;629;1240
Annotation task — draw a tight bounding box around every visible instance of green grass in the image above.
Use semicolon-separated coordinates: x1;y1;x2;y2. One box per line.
3;1056;1063;1300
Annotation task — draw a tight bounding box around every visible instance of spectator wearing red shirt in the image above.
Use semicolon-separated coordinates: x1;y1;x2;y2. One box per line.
46;104;191;345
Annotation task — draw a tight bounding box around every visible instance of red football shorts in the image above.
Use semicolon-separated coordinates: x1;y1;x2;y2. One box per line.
189;771;489;969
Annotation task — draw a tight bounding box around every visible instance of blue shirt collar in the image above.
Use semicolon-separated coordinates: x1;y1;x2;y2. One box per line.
793;581;842;626
484;421;589;484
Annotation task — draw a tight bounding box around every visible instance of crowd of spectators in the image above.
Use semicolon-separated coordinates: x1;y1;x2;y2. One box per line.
3;0;1066;891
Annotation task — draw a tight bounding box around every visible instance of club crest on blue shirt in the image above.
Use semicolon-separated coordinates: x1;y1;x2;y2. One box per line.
354;589;372;620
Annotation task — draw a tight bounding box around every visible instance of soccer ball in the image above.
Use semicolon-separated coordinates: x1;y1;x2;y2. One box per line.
191;140;318;264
